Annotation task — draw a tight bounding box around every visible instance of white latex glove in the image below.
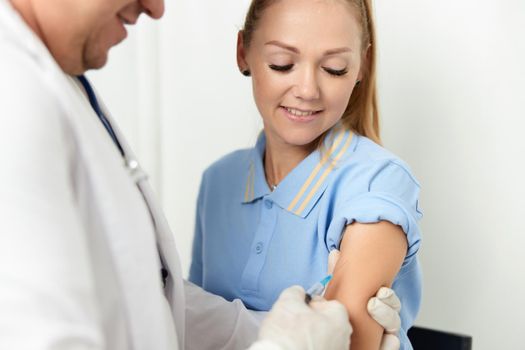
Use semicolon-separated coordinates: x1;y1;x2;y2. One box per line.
368;287;401;350
248;285;351;350
329;250;402;350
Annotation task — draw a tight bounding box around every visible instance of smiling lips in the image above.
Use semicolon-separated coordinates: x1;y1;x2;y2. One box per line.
115;15;132;43
281;106;323;122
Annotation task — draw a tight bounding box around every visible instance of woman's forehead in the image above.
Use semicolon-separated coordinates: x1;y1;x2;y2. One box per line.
253;0;362;48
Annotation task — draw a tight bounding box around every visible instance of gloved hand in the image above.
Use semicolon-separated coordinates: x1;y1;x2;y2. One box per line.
329;250;402;350
248;285;351;350
368;287;401;350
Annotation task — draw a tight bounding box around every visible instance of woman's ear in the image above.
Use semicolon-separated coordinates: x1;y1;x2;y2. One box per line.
357;43;371;82
237;30;250;75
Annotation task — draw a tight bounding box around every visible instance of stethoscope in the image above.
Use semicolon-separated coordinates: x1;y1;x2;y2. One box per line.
77;75;169;286
125;157;149;185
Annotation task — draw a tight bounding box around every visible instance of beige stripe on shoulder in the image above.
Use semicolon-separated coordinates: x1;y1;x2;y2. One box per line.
244;163;255;202
293;132;353;215
287;130;346;212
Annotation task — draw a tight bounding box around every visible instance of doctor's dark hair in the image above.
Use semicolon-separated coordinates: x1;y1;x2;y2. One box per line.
241;0;381;144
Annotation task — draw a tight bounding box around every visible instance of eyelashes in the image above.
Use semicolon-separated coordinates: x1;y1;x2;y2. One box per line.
269;64;294;72
323;67;349;76
269;64;348;76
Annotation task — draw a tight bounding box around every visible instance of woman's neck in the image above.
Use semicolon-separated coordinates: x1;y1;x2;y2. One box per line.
263;135;317;190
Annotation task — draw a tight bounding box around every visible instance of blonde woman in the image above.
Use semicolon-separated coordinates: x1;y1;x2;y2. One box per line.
190;0;422;349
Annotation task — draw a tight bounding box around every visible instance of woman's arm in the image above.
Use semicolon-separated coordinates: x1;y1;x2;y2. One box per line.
324;221;407;350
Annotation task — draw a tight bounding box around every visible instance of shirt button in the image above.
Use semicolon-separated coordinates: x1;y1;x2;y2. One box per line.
255;242;264;254
264;199;273;209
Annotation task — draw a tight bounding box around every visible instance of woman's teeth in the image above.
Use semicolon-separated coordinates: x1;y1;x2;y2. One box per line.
285;107;319;117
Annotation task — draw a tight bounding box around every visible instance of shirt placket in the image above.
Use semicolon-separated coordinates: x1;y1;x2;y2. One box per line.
240;196;278;292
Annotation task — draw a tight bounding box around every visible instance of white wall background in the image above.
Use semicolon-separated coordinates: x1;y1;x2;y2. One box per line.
90;1;525;349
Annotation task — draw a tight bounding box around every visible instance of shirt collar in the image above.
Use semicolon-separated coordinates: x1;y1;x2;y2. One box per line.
242;132;271;203
242;127;357;218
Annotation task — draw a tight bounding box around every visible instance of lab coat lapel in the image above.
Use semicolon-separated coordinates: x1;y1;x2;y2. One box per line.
65;77;180;350
97;100;187;349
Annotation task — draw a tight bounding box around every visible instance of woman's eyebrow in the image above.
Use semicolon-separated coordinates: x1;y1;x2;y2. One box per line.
264;40;352;56
324;47;352;55
264;40;299;53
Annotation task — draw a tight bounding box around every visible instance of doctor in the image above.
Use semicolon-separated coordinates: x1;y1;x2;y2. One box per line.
0;0;403;349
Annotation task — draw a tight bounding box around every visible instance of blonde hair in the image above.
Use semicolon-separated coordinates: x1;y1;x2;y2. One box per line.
241;0;381;145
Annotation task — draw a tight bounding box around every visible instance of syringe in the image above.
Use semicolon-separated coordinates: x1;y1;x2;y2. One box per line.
304;274;333;304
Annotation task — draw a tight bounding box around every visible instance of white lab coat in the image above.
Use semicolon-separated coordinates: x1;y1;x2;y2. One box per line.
0;1;262;349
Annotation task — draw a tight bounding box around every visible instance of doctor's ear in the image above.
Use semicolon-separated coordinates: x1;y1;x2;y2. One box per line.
237;31;250;77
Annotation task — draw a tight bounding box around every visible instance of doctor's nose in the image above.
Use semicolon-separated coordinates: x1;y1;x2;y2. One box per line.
293;68;321;101
137;0;164;19
119;0;165;23
139;0;165;19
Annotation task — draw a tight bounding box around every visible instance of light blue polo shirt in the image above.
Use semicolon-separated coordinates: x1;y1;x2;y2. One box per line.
189;128;422;350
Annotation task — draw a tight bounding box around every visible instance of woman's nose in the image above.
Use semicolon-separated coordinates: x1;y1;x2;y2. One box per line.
293;68;321;101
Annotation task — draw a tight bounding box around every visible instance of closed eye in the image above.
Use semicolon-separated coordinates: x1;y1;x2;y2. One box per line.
269;64;294;72
323;67;348;76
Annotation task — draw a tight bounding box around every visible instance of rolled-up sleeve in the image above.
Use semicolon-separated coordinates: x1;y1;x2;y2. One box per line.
326;161;423;266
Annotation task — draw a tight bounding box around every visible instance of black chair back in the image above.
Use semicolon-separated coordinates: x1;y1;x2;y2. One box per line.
408;326;472;350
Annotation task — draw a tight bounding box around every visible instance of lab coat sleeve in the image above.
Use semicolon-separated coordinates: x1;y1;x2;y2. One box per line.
184;280;266;350
0;49;105;348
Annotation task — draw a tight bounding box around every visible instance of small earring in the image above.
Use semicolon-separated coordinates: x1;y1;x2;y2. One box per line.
356;80;361;86
242;70;251;77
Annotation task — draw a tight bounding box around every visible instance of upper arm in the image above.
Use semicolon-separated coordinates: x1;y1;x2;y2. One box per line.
323;160;422;349
324;222;407;350
0;52;103;347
